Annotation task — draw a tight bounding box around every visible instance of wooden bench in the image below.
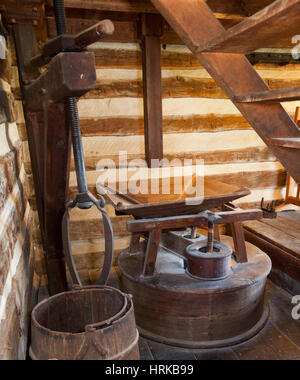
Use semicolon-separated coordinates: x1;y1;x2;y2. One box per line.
244;211;300;294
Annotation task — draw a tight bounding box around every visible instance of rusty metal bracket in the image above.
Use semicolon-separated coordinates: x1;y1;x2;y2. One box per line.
261;197;277;219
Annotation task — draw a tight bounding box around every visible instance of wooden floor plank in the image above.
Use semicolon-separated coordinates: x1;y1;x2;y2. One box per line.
139;338;154;360
147;340;198;360
266;321;300;360
194;348;238;360
267;281;300;349
231;321;282;360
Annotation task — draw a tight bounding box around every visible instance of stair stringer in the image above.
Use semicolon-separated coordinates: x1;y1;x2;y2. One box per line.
151;0;300;183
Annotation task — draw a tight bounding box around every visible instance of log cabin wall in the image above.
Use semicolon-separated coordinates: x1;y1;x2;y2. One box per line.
13;6;300;284
0;30;38;360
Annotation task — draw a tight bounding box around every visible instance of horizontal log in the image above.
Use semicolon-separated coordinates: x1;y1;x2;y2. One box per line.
68;169;286;200
84;76;300;101
23;135;275;173
47;16;293;48
73;147;277;171
76;94;300;120
92;47;300;71
79;114;252;136
77;97;242;118
265;78;300;91
50;0;158;13
70;206;131;240
211;169;286;190
47;17;183;45
46;0;247;16
84;77;226;99
24;52;96;111
14;74;300;102
18;114;253;143
199;0;300;54
28;187;285;214
74;130;267;156
35;235;131;275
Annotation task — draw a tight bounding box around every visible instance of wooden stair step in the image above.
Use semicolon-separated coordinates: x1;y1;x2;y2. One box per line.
272;138;300;149
233;87;300;103
151;0;300;184
197;0;300;54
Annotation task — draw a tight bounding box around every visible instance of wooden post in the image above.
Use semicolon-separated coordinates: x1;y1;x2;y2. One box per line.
231;222;248;263
43;102;71;294
139;13;163;167
13;24;45;237
13;24;69;294
129;233;141;254
143;228;161;276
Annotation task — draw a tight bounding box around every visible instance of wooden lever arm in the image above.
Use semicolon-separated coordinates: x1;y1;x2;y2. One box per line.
127;209;263;233
30;20;114;68
74;19;114;48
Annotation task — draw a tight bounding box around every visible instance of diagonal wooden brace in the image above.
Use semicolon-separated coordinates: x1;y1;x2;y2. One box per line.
24;52;96;111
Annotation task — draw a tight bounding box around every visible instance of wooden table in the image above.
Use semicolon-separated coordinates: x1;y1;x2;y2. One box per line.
103;177;250;218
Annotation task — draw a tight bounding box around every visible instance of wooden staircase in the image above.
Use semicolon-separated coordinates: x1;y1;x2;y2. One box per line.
151;0;300;184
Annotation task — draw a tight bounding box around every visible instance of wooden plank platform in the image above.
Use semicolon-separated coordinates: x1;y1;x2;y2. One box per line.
244;210;300;294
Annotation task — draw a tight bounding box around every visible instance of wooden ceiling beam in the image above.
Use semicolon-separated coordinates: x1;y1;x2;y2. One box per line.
45;0;247;15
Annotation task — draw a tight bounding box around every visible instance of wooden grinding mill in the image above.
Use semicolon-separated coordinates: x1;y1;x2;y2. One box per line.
102;179;273;349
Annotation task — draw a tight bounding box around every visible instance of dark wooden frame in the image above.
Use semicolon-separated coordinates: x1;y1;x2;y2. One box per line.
13;23;96;294
127;208;263;276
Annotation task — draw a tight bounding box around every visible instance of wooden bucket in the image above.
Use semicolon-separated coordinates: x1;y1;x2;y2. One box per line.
29;286;140;360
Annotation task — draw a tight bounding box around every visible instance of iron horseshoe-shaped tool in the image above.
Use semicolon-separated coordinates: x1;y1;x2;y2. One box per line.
62;191;114;286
